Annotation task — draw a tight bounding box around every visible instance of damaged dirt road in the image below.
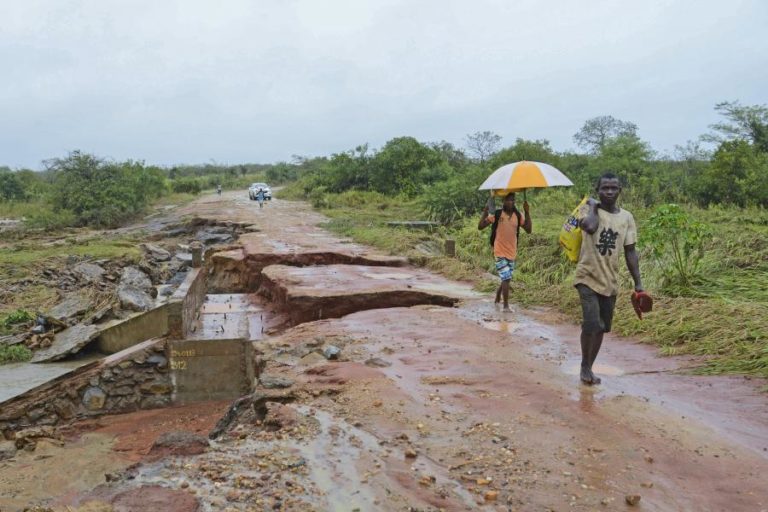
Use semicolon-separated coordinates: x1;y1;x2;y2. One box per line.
2;191;767;511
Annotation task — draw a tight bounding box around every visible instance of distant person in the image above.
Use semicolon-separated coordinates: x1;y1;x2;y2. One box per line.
478;192;532;311
256;188;266;208
216;184;222;195
575;172;645;385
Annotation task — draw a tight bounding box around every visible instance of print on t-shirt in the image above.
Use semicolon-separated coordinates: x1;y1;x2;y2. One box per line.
596;227;619;256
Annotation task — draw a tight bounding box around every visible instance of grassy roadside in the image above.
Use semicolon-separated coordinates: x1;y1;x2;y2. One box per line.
279;185;768;379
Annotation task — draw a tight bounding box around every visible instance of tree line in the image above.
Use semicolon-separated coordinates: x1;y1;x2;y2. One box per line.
1;100;766;228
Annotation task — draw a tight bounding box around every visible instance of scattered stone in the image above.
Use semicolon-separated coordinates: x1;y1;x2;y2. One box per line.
147;354;168;368
259;374;295;389
142;243;171;262
641;481;654;488
46;292;91;323
13;426;58;450
118;286;154;311
298;352;326;366
0;333;28;346
405;447;418;458
484;490;499;502
120;266;153;290
364;357;391;368
263;403;299;430
644;455;654;463
53;399;76;420
139;380;173;395
0;440;17;461
150;431;210;457
625;494;642;506
323;345;341;360
83;386;107;410
32;323;101;362
74;262;105;282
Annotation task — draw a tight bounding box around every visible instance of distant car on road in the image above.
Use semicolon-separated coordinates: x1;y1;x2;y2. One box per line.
248;183;272;201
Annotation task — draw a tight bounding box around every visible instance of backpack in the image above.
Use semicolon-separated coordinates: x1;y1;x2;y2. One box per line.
490;208;522;248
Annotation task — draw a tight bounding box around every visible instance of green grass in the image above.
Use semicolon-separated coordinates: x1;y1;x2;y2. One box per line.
291;188;768;379
0;344;32;364
0;237;141;268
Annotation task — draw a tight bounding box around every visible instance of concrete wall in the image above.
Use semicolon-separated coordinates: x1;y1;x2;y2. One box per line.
167;268;207;339
95;303;170;354
0;339;171;437
169;338;254;404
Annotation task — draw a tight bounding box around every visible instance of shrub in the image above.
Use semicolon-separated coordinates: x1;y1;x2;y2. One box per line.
0;345;33;364
171;178;203;194
644;204;711;290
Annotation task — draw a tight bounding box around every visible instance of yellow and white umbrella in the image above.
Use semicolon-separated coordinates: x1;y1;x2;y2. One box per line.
479;161;573;196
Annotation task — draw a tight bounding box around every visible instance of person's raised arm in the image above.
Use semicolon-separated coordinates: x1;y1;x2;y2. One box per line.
579;198;600;234
522;201;532;234
478;205;492;230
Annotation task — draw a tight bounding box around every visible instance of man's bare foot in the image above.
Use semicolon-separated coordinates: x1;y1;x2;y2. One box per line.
502;303;510;311
580;366;601;385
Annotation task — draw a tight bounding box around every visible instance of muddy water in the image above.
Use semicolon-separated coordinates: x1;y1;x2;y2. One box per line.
468;301;768;457
0;353;103;403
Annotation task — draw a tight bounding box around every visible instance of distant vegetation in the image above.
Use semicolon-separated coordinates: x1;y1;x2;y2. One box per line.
0;152;316;229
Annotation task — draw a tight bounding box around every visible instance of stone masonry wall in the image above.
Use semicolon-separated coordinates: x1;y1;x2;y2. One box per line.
0;339;171;438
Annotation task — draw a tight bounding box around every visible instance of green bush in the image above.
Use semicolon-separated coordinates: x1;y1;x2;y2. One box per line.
644;204;711;291
2;309;33;328
171;178;203;194
0;345;33;364
47;151;168;228
23;207;77;230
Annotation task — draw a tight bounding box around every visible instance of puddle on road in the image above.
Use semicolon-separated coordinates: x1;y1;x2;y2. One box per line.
564;362;625;377
361;272;415;280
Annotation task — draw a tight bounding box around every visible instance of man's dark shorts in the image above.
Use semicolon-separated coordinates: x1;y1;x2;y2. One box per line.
576;284;617;333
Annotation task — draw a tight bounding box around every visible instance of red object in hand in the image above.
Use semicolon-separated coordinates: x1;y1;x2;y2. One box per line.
631;291;653;319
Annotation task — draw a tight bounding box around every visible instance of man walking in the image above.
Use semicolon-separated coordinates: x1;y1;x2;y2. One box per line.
256;188;266;209
575;172;644;385
478;192;532;310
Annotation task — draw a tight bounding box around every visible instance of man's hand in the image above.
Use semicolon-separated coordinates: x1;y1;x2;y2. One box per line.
586;197;598;209
522;201;530;214
481;205;489;215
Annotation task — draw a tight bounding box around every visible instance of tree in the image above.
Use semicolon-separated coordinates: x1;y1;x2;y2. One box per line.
702;101;768;153
573;116;638;153
370;137;442;196
0;170;27;201
464;131;502;163
489;138;558;170
695;140;768;207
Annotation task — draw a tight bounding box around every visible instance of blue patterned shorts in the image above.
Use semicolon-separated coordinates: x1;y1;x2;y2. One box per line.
495;257;515;282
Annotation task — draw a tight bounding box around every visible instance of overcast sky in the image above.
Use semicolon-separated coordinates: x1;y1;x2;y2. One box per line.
1;0;766;169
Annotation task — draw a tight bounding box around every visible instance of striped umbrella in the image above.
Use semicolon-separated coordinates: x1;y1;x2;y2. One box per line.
479;161;573;197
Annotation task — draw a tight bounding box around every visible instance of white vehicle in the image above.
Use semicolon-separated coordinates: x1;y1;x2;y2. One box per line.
248;183;272;201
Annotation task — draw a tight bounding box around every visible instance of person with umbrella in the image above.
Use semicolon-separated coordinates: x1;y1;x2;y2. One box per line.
478;192;531;310
478;161;573;310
